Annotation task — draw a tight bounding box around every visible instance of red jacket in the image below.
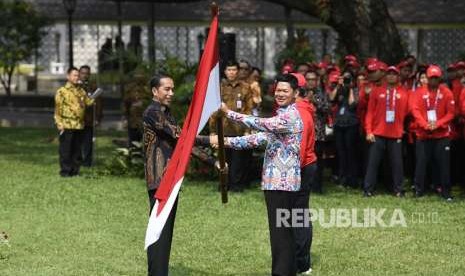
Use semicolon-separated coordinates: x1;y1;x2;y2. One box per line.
406;87;421;143
365;85;410;139
411;85;455;140
450;79;464;139
358;81;384;133
460;88;465;116
296;99;317;167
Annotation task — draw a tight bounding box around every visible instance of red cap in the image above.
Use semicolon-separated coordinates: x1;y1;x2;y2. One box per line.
327;65;341;74
426;65;442;78
317;61;328;69
291;73;307;88
447;63;457;71
281;64;294;74
344;55;357;62
378;62;388;71
365;57;378;67
367;61;380;72
328;72;340;83
455;61;465;69
346;60;360;68
386;66;400;74
397;60;411;69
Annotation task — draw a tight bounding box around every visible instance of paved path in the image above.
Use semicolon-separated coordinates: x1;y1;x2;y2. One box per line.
0;107;125;130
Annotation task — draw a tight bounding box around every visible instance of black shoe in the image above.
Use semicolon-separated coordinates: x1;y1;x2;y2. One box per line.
415;191;424;198
442;194;453;202
363;191;373;197
395;192;405;198
60;173;72;177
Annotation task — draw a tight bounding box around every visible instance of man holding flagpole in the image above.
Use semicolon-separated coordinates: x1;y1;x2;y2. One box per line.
143;4;221;275
210;74;304;275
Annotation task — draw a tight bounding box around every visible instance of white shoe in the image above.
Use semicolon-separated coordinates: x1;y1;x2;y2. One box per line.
300;268;312;275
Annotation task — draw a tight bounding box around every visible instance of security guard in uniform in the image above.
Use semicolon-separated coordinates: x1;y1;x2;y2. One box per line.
209;60;254;192
54;67;94;177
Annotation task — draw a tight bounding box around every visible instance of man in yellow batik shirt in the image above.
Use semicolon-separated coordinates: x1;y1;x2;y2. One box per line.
54;67;94;177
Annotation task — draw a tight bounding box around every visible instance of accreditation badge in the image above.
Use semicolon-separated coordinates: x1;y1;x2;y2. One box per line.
339;107;345;115
386;110;395;123
427;110;437;122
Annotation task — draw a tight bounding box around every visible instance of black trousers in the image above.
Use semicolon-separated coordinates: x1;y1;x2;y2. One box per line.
226;148;252;191
59;129;84;176
294;163;316;273
364;136;404;194
334;125;359;187
415;138;451;196
450;139;464;186
264;190;297;276
147;189;178;276
403;137;416;186
359;134;370;186
81;126;94;167
314;141;324;193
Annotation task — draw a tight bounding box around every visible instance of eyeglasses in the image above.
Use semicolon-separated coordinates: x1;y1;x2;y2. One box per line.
239;67;250;71
306;78;317;81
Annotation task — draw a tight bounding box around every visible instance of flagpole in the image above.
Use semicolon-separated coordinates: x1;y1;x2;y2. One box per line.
211;2;228;204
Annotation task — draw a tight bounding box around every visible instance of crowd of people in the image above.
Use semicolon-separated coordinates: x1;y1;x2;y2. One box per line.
214;54;465;202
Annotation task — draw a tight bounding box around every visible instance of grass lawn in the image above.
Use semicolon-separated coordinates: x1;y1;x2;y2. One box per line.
1;127;465;276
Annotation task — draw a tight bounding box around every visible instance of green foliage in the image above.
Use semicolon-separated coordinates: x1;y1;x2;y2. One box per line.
274;31;315;72
101;142;145;178
0;1;49;96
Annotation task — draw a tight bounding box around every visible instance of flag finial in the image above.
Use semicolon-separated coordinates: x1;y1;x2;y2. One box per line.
210;2;219;17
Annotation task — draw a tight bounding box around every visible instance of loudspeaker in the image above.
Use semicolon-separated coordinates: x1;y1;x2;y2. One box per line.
219;32;236;78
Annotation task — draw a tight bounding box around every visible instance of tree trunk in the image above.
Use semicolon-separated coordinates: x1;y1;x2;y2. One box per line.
284;6;295;48
266;0;405;64
0;66;14;98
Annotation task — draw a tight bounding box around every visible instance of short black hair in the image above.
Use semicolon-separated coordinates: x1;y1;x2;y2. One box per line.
149;73;172;89
251;66;261;75
79;65;91;72
296;63;310;69
238;59;250;66
275;74;298;91
225;60;239;69
405;54;416;60
297;87;307;97
67;67;78;74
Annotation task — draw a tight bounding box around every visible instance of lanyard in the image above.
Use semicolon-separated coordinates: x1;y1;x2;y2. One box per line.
386;88;397;111
425;89;440;111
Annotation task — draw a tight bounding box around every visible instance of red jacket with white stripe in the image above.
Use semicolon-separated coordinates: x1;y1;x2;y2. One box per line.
411;85;455;140
365;84;410;139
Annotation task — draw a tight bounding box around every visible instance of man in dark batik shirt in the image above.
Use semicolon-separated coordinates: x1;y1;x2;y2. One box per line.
143;74;214;276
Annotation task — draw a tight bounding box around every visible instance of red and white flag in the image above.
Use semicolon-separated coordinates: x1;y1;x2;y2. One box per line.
145;9;221;249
